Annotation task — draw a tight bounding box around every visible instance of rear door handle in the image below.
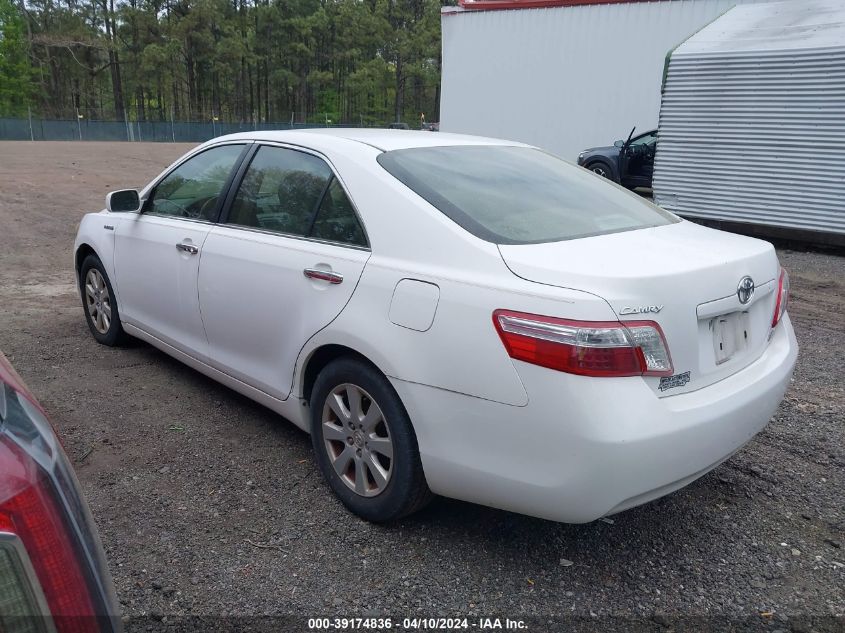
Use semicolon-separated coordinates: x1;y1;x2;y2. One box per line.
304;268;343;284
176;242;199;255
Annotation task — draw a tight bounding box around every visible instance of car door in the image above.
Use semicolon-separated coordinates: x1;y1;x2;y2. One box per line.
113;143;247;360
197;144;370;399
621;131;657;188
639;135;657;186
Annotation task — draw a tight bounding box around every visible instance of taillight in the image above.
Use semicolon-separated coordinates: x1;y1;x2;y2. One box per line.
771;267;790;328
1;442;97;632
493;310;673;377
0;374;119;633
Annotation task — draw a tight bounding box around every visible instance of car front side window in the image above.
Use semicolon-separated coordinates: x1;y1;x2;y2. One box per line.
146;144;245;221
629;132;657;147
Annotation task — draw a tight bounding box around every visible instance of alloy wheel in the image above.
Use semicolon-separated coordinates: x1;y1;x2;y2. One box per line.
84;269;112;334
321;383;394;497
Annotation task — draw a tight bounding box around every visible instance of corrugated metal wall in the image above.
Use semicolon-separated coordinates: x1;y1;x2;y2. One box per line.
653;2;845;236
441;0;773;160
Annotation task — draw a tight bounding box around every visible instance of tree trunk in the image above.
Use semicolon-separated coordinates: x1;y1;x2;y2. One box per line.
263;60;270;121
394;54;403;122
255;62;262;121
248;63;255;123
186;50;196;120
136;86;146;121
104;0;125;120
433;48;442;121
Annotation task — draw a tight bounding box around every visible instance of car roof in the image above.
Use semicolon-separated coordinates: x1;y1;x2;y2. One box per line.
212;128;528;152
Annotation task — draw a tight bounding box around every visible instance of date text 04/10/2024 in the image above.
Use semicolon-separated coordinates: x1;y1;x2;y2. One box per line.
307;617;528;630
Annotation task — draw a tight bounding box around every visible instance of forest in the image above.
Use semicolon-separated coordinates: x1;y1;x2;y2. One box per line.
0;0;446;125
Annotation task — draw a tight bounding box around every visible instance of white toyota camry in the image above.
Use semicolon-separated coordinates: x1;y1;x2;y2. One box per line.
74;129;797;523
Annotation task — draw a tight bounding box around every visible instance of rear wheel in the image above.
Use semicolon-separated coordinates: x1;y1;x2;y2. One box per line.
310;357;432;522
79;254;126;346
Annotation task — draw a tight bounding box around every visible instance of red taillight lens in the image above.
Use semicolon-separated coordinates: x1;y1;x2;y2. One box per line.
0;440;97;632
493;310;673;377
0;369;119;633
772;267;790;328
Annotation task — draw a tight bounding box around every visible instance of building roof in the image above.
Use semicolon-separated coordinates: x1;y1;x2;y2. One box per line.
675;0;845;55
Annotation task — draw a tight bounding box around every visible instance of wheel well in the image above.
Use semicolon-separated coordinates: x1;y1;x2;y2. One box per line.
74;244;97;282
301;344;381;404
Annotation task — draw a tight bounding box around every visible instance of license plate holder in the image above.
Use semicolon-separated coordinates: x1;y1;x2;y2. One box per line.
711;311;751;365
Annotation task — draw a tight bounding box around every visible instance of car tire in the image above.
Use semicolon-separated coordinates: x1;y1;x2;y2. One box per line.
79;254;127;346
587;161;615;182
310;357;432;522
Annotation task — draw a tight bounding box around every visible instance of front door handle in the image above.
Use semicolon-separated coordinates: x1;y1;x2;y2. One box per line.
176;242;199;255
304;268;343;284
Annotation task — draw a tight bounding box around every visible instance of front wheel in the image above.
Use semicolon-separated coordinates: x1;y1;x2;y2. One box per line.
310;357;432;522
587;161;615;181
79;254;126;346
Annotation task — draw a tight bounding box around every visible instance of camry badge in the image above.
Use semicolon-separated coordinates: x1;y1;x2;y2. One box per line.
737;276;755;305
620;305;663;315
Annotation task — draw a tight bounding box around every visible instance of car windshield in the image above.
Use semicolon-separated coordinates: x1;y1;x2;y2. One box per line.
377;145;677;245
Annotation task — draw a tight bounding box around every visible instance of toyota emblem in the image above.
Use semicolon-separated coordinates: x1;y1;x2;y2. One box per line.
737;276;755;305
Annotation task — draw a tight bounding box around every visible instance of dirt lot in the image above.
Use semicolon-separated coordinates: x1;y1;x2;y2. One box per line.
0;141;843;631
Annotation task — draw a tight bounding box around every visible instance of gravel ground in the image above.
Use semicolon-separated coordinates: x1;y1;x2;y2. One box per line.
0;142;842;632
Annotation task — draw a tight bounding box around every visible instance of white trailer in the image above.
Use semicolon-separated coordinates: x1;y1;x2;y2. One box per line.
653;0;845;242
441;0;775;161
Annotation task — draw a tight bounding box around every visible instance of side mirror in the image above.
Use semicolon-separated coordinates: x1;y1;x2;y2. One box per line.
106;189;141;213
613;140;624;148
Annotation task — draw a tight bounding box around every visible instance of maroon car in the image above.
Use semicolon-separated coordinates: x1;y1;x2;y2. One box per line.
0;351;120;632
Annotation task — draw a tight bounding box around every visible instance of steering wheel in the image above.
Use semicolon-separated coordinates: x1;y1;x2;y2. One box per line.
180;197;218;220
196;197;218;220
155;198;190;217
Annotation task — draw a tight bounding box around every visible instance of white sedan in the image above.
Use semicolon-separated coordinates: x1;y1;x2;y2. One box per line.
74;130;797;523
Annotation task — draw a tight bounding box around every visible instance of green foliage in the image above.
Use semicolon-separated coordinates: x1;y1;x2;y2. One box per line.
0;0;37;116
7;0;445;124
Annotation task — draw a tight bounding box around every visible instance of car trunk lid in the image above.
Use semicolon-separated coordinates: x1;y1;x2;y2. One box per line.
497;221;780;396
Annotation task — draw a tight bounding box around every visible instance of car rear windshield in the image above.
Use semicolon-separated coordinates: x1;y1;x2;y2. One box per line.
377;145;677;245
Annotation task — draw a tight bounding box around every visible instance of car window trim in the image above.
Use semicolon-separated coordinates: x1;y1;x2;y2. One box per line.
141;141;252;224
217;143;259;223
218;141;371;250
629;130;657;146
210;222;371;253
305;175;336;237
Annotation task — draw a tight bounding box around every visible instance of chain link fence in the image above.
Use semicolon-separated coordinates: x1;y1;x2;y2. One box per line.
0;117;368;142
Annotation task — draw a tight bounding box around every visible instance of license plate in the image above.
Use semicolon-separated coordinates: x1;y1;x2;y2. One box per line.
711;311;751;365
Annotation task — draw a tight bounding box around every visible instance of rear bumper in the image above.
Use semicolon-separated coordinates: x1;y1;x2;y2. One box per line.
392;315;798;523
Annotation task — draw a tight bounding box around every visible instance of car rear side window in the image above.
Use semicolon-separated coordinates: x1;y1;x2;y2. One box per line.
227;146;332;236
311;179;367;247
377;145;677;245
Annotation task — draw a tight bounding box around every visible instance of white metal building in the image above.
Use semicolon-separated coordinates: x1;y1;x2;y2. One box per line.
653;0;845;238
441;0;780;160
